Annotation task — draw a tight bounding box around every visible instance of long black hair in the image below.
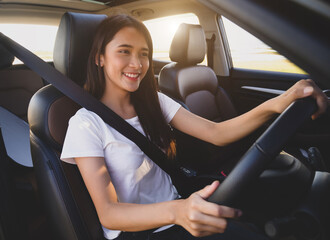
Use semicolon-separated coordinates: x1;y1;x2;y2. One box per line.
85;14;176;158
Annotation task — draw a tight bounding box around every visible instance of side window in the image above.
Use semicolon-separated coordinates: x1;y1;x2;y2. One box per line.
0;24;58;64
144;13;204;63
221;17;306;74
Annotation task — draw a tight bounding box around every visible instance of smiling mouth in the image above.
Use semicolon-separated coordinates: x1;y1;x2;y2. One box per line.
123;72;140;79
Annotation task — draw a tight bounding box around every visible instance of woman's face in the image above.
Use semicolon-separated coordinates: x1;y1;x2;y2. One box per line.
99;27;150;96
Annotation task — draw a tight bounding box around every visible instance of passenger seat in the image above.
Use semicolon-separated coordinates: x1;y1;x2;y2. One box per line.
158;23;237;122
158;24;242;173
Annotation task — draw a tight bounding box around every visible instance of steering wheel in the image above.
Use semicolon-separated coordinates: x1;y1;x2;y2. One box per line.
208;97;317;206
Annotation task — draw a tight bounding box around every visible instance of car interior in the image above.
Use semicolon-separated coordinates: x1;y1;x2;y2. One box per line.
0;42;49;239
0;0;330;240
28;12;107;240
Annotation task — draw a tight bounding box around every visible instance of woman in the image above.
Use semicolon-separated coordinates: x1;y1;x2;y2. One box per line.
61;14;328;240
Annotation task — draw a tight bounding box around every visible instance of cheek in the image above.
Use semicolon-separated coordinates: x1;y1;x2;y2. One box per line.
106;59;124;74
143;60;150;74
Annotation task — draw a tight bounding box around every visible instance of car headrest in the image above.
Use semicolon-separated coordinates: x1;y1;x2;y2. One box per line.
28;85;80;152
0;43;14;69
53;12;107;86
159;63;218;101
169;23;206;65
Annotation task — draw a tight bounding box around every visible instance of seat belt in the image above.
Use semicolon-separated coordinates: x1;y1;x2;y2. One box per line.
0;33;185;188
206;34;216;69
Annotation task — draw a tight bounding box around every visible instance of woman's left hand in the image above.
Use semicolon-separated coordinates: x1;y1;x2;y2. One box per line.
273;79;329;120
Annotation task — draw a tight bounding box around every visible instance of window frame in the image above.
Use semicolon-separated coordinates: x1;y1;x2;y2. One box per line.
217;14;306;75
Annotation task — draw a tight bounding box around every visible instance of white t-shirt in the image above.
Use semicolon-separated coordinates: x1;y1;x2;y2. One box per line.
61;92;181;239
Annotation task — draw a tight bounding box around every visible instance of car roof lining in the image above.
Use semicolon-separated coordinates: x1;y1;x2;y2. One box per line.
0;0;107;11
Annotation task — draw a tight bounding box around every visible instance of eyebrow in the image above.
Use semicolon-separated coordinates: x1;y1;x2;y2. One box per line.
118;44;149;52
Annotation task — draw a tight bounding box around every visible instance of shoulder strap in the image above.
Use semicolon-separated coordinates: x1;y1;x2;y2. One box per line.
0;33;183;183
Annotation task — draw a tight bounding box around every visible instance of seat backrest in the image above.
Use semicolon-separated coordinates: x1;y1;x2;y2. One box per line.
0;44;34;167
28;12;107;240
159;23;237;122
0;43;28;240
0;44;44;122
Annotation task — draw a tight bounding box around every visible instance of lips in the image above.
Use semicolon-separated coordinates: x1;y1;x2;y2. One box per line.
123;72;140;80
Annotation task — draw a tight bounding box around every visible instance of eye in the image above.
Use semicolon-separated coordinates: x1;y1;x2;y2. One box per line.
119;49;130;54
141;51;149;57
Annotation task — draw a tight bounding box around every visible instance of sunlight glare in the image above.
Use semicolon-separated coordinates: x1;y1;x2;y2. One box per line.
144;13;199;61
0;24;58;63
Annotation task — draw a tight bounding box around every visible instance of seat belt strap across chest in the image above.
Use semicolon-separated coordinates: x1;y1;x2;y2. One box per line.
0;33;184;184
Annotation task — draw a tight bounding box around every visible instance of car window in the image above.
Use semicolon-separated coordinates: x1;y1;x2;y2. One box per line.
0;24;58;64
221;17;306;74
144;13;205;64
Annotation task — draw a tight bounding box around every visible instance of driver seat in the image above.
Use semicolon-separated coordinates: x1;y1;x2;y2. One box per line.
28;12;107;240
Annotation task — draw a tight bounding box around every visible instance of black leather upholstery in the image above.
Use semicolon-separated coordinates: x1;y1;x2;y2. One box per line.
54;12;107;86
28;12;107;240
159;23;237;122
0;43;14;69
1;37;44;121
159;24;242;173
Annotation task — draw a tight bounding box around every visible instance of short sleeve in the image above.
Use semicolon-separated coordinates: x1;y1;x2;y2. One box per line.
61;110;104;164
158;92;181;123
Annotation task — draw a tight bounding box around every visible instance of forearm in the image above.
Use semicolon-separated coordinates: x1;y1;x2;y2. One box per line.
171;80;327;147
99;199;181;232
212;97;277;146
100;183;241;237
171;98;278;146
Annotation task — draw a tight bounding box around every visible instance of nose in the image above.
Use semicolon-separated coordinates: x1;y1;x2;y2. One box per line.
129;54;142;69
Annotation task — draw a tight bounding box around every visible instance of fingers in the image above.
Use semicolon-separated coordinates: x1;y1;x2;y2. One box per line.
286;79;328;119
197;180;220;199
301;79;328;119
193;197;242;219
177;181;243;237
289;79;314;99
312;97;328;120
187;220;228;237
183;204;233;237
195;181;242;219
306;80;328;119
184;211;228;236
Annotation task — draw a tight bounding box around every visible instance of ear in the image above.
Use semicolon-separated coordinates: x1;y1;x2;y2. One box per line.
95;54;104;67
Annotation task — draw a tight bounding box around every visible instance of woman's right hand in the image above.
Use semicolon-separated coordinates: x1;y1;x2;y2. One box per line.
174;181;242;237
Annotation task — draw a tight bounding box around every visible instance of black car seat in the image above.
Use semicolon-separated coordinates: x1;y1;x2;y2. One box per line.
0;44;33;168
28;12;107;240
158;23;243;172
158;23;237;122
0;48;44;122
0;44;49;240
0;44;26;240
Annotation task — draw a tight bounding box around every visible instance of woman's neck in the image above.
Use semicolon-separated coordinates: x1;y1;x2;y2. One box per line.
101;88;136;120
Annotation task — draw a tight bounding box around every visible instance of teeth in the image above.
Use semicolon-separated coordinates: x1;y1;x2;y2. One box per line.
124;73;139;78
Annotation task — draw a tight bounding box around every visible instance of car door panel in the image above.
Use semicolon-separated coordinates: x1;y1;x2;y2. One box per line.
218;68;330;162
218;68;308;114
